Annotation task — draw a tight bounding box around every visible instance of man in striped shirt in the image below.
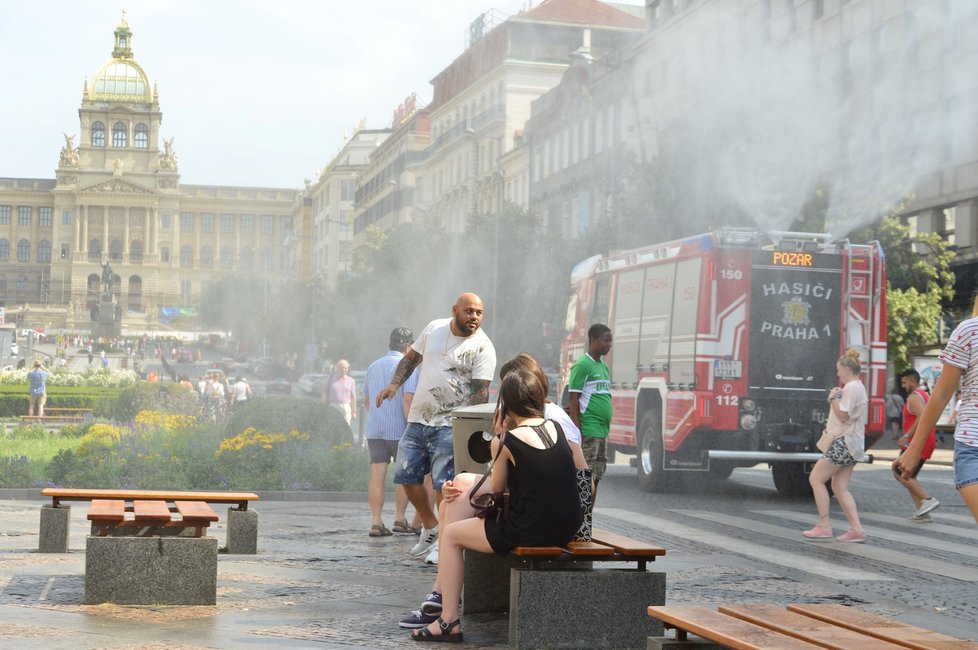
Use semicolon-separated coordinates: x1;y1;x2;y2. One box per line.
362;328;421;537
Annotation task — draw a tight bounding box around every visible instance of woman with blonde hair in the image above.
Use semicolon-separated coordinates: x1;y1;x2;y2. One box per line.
803;348;868;543
895;294;978;525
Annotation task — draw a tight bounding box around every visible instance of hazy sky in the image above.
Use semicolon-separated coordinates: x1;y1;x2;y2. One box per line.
0;0;641;189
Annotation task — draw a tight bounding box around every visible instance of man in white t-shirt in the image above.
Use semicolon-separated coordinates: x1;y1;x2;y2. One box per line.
376;293;496;561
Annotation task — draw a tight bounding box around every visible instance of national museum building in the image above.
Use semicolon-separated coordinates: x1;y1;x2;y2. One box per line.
0;17;298;330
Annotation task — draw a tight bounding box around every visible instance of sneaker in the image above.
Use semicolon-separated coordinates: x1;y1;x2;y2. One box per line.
914;497;941;518
802;525;834;539
425;543;439;565
410;525;438;557
910;514;932;523
835;530;867;543
421;591;443;615
399;610;438;629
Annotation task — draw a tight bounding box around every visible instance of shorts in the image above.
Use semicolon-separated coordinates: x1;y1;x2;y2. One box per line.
823;436;857;468
895;451;925;479
367;439;400;465
954;440;978;490
393;423;455;491
581;437;608;482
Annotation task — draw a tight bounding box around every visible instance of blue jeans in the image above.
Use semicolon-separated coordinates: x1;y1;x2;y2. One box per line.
954;440;978;490
393;423;455;491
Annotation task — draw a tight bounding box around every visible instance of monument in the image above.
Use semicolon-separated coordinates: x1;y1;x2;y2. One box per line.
91;261;122;338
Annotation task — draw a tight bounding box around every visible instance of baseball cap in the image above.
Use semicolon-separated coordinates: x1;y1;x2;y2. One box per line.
390;327;414;347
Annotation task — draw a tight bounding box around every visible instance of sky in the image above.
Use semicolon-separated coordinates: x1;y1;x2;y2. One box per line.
0;0;641;189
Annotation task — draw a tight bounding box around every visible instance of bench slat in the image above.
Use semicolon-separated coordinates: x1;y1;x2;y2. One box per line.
174;501;219;523
648;606;824;650
133;500;171;524
42;488;258;509
87;500;126;523
787;604;978;650
566;540;617;557
512;546;564;556
720;604;908;650
592;528;667;557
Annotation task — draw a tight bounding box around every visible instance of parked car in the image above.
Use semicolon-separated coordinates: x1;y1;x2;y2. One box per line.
265;377;292;394
297;373;329;396
253;361;295;381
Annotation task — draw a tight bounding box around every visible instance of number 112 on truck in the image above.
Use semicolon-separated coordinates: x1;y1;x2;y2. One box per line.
558;229;887;497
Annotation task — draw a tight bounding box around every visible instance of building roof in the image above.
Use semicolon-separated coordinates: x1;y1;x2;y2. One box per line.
516;0;645;29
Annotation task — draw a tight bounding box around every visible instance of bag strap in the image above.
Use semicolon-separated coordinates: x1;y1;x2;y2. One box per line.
468;430;507;501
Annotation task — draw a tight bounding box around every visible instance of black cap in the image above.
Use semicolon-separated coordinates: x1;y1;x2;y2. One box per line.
390;327;414;348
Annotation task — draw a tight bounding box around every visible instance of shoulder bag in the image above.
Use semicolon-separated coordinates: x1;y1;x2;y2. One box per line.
468;430;508;523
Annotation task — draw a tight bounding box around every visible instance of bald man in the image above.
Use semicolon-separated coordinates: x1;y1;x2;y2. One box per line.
377;293;496;563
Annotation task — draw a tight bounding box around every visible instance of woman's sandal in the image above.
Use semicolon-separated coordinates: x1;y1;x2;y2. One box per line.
411;616;463;643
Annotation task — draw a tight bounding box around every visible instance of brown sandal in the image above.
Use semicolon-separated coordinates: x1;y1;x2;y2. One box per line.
368;524;392;537
411;616;463;643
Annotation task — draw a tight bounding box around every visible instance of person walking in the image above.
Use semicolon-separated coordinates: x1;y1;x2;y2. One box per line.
230;376;253;407
376;293;496;565
567;323;613;504
803;348;868;543
362;328;422;538
895;295;978;526
26;360;51;417
323;359;357;427
895;369;940;522
885;385;904;440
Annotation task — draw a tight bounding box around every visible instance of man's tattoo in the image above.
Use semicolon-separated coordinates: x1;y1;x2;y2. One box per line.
470;379;491;405
390;350;422;388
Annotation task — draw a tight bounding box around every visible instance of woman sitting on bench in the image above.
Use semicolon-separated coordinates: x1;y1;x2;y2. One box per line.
409;360;582;643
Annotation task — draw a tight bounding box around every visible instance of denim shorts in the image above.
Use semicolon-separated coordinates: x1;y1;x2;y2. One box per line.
954;440;978;490
393;423;455;491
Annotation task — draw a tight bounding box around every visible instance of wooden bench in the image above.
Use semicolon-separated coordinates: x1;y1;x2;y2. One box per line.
87;498;219;538
39;488;260;554
646;604;978;649
467;528;668;649
19;414;89;425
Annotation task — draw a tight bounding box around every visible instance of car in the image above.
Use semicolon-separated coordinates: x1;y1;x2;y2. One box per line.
265;377;292;394
253;361;295;381
10;342;19;356
297;373;329;396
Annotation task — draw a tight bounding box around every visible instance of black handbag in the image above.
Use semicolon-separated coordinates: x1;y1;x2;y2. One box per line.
468;430;508;522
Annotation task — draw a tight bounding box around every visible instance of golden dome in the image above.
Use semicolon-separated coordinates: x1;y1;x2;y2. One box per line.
88;14;152;103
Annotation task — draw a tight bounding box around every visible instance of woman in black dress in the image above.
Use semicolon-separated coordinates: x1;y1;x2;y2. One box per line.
411;364;581;642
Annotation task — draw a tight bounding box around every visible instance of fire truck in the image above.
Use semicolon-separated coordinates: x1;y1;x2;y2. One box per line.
558;229;887;496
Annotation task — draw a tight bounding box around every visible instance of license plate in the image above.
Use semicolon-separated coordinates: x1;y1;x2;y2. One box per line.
714;360;742;379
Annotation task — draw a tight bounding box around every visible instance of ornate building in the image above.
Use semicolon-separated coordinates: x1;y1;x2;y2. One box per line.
0;16;298;331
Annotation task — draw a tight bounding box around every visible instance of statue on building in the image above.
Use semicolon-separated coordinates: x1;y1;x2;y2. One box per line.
59;133;79;167
159;137;178;170
90;302;100;322
101;261;114;295
112;158;124;175
115;302;123;322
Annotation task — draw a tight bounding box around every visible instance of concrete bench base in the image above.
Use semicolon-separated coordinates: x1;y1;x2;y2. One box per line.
85;535;218;605
226;507;258;554
509;567;665;650
39;504;70;553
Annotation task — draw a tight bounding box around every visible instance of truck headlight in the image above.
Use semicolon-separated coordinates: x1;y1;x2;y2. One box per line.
740;413;758;431
741;399;756;413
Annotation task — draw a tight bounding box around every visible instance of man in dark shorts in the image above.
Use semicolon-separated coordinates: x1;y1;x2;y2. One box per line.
896;369;940;522
362;328;420;537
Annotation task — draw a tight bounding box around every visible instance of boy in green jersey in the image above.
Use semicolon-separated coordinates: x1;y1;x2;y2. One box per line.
568;323;613;503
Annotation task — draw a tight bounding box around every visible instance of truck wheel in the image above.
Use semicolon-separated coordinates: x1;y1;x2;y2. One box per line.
637;411;670;492
709;461;736;481
771;462;812;498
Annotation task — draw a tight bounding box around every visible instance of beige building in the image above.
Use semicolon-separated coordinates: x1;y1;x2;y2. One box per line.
0;17;298;331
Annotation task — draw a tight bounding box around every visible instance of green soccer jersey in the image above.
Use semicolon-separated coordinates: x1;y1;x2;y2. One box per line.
568;353;612;439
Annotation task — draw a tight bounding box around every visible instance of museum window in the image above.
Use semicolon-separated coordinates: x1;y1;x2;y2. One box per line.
0;206;10;225
17;239;30;262
200;245;213;268
261;215;274;235
241;214;254;234
221;213;234;234
62;210;72;225
134;123;149;149
112;122;128;148
240;247;253;269
160;246;170;263
130;240;143;262
180;279;192;303
0;239;8;260
61;243;69;260
180;245;193;267
89;239;102;259
38;240;51;262
109;239;123;261
201;213;214;233
39;207;53;227
181;212;194;233
91;122;105;147
18;206;31;226
161;213;171;229
220;245;233;268
16;275;27;292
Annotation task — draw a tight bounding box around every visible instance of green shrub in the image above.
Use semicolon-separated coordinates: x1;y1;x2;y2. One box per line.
225;396;353;446
0;456;32;488
112;383;200;422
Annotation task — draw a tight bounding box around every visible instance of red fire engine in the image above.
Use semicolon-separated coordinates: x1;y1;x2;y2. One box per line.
559;229;886;496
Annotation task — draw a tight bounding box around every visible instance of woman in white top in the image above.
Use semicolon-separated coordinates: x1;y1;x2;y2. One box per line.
803;348;868;543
